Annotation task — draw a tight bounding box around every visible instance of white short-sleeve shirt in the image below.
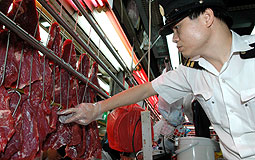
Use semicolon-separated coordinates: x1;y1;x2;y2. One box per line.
152;31;255;159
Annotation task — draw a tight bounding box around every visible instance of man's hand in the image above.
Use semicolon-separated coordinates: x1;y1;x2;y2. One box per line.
57;102;102;125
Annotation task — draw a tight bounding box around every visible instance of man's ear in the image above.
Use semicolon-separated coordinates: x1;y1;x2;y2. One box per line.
203;8;214;28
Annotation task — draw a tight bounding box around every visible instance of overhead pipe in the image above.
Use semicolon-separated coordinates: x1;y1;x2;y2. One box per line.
0;11;110;99
134;35;161;71
37;0;126;90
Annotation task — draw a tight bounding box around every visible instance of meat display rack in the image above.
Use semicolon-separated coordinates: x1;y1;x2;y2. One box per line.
0;0;160;120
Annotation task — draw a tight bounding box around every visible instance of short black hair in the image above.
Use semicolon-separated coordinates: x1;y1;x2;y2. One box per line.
188;6;233;28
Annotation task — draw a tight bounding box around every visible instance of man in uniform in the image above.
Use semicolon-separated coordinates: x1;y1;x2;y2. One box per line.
58;0;255;159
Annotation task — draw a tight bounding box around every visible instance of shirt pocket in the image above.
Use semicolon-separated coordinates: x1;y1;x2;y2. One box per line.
193;91;219;124
240;88;255;130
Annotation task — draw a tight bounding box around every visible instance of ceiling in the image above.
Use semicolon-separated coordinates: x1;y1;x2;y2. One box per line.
111;0;255;79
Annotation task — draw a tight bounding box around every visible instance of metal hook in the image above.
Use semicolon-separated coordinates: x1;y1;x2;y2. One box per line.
50;64;56;105
82;80;89;103
77;26;92;104
8;90;22;118
28;6;42;99
66;13;79;108
59;67;62;108
40;56;46;103
66;74;70;109
0;31;11;86
75;80;79;105
0;0;23;86
58;31;66;109
13;0;24;22
28;50;34;99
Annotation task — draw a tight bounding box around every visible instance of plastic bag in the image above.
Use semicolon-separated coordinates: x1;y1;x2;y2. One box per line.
158;97;185;126
107;104;154;153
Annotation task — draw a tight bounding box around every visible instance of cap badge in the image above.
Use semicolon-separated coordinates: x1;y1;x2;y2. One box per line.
159;5;165;16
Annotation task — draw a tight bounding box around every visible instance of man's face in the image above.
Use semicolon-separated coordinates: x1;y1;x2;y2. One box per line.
171;14;210;58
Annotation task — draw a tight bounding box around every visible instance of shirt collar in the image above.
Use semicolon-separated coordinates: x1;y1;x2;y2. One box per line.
230;30;254;54
195;31;255;73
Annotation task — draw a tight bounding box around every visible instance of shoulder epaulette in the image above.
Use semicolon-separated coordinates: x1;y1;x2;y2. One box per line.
240;43;255;59
183;58;204;70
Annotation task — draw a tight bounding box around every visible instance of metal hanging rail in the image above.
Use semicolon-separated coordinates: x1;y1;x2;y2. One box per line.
0;11;110;99
37;0;126;90
72;0;132;77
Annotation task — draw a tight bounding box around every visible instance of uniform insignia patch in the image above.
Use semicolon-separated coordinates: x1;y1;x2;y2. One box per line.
240;43;255;59
183;58;204;70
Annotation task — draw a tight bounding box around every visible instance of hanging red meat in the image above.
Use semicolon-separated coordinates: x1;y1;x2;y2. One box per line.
17;0;54;153
77;53;90;78
54;39;77;109
0;0;13;30
87;62;100;102
0;0;103;158
65;124;83;158
77;53;90;104
0;0;57;159
65;126;87;158
23;80;53;158
65;53;90;159
5;53;53;159
7;0;40;41
65;60;102;160
61;39;77;69
0;0;43;88
17;47;43;89
18;99;39;160
65;62;102;160
43;122;72;151
43;39;77;153
47;22;62;61
46;21;62;133
13;0;42;89
80;62;102;160
0;31;19;87
0;92;26;160
0;86;15;153
0;110;15;152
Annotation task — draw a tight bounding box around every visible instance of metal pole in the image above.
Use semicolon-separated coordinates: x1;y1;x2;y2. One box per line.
134;35;161;70
141;110;153;160
37;0;126;90
0;11;110;99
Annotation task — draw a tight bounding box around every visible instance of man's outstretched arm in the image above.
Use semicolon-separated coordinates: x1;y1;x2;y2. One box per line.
58;82;157;125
